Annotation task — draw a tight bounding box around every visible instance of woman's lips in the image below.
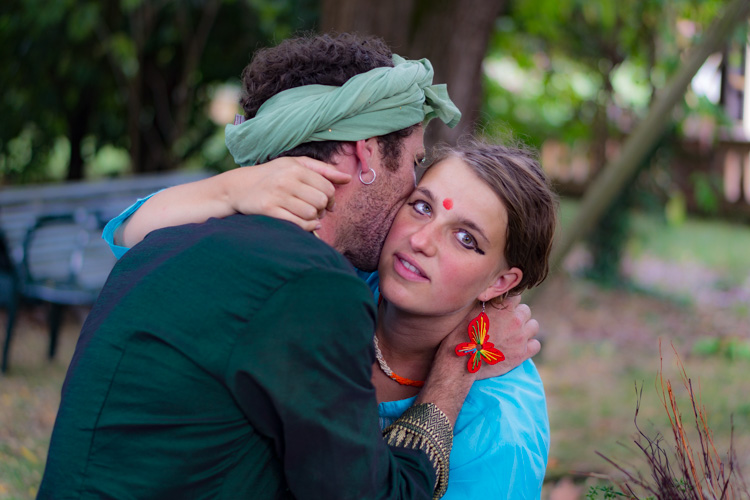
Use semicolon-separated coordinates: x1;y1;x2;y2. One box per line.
393;253;429;282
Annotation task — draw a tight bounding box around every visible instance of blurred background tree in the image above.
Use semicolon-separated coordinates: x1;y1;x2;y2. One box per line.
483;0;747;284
0;0;317;182
321;0;506;146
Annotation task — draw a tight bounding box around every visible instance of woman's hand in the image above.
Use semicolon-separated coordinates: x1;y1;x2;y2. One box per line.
118;157;351;247
226;157;352;232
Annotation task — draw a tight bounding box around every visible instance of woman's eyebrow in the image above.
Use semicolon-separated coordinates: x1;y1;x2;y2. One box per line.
414;186;435;201
457;218;490;244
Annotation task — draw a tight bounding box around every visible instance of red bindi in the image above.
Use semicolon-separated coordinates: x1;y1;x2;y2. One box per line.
442;198;453;210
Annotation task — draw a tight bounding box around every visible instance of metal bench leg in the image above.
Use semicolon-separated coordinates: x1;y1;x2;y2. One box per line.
48;303;64;360
2;294;19;374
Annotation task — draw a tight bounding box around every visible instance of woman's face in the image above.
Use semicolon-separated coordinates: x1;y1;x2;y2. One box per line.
378;157;522;316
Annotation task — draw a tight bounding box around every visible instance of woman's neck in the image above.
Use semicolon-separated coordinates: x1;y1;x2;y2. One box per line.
372;299;471;402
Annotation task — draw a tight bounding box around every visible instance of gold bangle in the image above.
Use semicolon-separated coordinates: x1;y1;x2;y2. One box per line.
383;403;453;499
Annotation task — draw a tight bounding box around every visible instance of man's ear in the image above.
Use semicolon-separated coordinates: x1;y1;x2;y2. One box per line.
477;268;523;302
354;138;378;172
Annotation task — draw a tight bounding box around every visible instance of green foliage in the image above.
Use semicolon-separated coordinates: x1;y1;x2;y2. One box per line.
585;485;629;499
485;0;735;147
0;0;319;182
484;0;737;283
692;337;750;361
689;171;721;215
664;189;688;226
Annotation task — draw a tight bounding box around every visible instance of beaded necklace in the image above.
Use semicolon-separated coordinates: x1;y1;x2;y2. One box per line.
373;336;425;388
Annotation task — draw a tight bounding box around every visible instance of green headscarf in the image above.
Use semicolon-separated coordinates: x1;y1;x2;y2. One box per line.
225;55;461;166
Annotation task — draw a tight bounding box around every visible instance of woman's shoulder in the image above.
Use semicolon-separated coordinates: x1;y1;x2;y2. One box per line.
452;359;549;461
462;359;546;410
444;359;550;499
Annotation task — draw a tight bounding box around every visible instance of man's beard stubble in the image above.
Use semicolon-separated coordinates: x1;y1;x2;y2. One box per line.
336;192;402;273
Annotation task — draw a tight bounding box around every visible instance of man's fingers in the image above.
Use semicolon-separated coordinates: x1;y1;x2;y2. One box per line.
516;303;532;324
525;319;539;339
526;339;541;358
503;294;522;309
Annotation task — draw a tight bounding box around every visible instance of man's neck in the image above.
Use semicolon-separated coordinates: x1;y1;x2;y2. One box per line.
314;217;337;248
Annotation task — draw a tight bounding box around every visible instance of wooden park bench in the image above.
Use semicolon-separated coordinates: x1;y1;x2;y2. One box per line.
0;169;211;374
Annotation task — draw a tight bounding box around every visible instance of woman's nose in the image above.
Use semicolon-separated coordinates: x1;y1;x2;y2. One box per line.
409;223;437;257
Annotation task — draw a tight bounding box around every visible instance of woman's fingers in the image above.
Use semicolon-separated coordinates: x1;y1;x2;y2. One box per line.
226;156;352;230
293;157;352;186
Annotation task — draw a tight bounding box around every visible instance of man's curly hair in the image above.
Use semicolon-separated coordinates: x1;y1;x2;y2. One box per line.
240;33;419;171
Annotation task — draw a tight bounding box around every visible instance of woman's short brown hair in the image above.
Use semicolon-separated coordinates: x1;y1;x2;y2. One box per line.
429;137;558;299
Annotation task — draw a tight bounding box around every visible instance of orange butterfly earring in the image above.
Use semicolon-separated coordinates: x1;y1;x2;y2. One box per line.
455;302;505;373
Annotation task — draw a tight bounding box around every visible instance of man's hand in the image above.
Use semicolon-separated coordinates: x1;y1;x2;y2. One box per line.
415;296;540;425
446;295;540;380
480;295;540;378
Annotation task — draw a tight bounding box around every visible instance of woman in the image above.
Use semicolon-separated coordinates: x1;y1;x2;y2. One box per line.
104;138;557;498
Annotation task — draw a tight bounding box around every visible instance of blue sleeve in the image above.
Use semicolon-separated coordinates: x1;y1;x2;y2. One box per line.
101;191;161;259
443;360;550;499
354;270;380;300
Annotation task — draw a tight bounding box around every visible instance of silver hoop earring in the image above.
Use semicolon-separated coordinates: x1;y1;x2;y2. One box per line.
358;168;376;185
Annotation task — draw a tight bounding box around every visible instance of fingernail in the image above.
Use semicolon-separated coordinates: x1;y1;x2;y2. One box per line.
315;223;322;231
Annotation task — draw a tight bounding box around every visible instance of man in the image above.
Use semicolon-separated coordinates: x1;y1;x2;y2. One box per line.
39;34;538;499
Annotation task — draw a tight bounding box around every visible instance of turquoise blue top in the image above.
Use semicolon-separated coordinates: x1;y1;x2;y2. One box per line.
363;275;550;499
104;200;550;499
102;192;160;260
378;362;548;499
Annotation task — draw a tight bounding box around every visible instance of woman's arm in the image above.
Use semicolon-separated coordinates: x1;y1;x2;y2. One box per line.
115;157;351;249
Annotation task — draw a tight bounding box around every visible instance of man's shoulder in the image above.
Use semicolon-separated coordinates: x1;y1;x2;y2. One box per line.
132;214;353;275
203;214;338;254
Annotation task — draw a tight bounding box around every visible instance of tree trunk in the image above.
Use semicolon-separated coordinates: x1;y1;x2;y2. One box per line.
66;88;94;180
321;0;505;147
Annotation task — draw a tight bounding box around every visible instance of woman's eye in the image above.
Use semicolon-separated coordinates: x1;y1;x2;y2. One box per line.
457;231;485;255
408;200;432;215
456;230;476;249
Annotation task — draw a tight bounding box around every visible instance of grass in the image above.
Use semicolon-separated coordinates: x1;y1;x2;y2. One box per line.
628;211;750;281
1;201;749;499
539;334;750;478
0;314;77;499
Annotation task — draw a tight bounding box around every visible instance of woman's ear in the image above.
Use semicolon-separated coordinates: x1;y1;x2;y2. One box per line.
478;268;523;302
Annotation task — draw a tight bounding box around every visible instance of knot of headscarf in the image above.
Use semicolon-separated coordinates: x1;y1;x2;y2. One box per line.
225;55;461;166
